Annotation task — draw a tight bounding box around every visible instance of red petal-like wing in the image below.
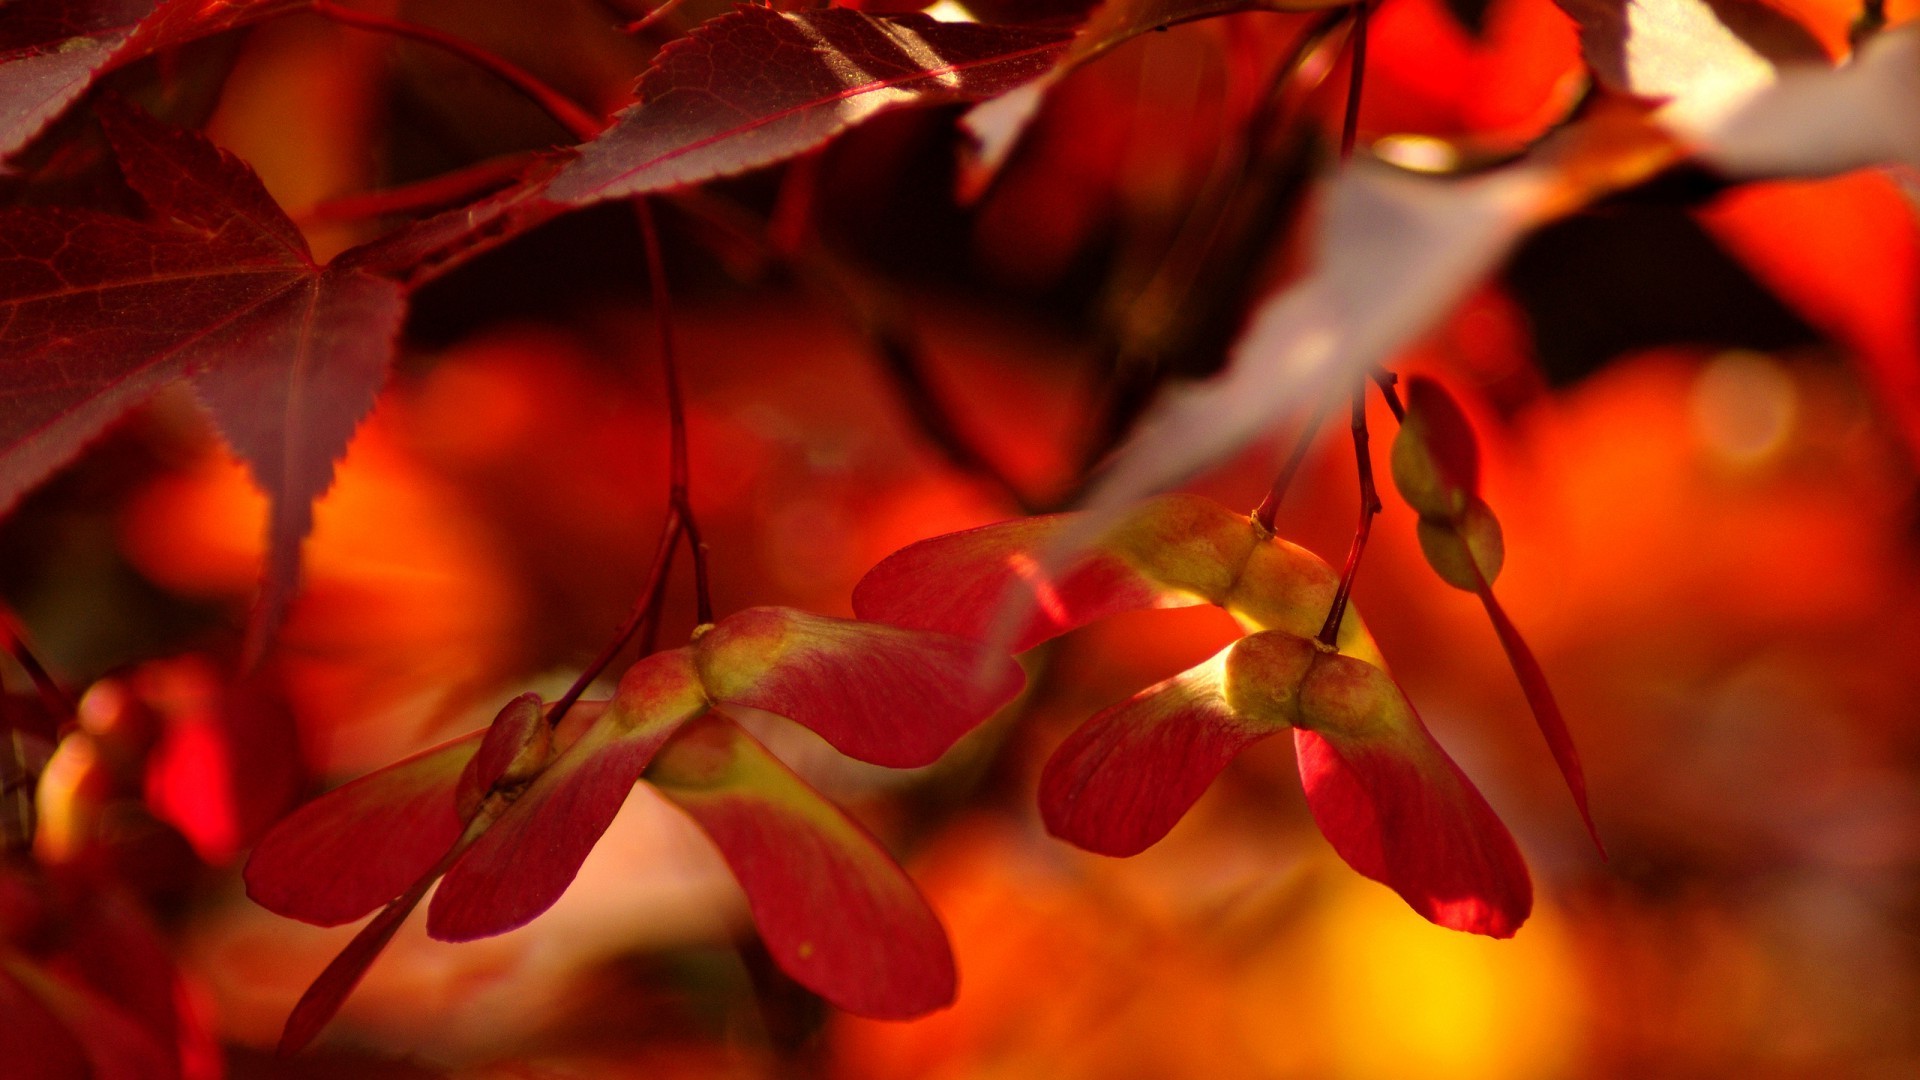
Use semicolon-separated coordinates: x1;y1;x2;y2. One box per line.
426;650;707;941
1040;648;1274;856
648;715;956;1019
1290;650;1532;938
244;732;480;927
853;493;1254;652
696;607;1024;768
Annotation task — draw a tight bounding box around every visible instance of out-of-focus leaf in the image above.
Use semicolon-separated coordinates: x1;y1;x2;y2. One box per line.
545;7;1070;205
0;101;405;655
1689;24;1920;176
648;713;958;1019
693;607;1025;769
0;0;304;159
1699;174;1920;457
0;954;178;1078
1076;105;1680;524
958;0;1308;198
1554;0;1829;130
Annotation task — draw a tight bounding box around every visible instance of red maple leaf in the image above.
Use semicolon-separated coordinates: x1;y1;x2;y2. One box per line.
0;99;405;655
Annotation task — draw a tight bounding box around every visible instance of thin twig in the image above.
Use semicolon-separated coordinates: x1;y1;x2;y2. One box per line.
300;153;536;225
1340;1;1370;159
1371;368;1406;421
1;605;71;717
635;200;714;625
311;0;604;141
624;0;693;34
1252;400;1333;533
1317;381;1381;647
545;508;685;730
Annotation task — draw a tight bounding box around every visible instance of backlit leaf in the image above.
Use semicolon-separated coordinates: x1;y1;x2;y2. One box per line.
545;6;1070;205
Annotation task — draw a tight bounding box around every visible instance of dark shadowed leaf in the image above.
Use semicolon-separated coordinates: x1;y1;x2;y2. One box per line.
695;606;1025;768
0;0;303;159
545;6;1070;205
0;102;405;654
959;0;1320;195
648;714;957;1019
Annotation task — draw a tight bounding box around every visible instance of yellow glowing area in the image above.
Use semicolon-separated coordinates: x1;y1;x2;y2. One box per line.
1314;876;1581;1078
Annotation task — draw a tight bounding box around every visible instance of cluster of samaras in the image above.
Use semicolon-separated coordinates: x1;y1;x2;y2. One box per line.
250;377;1591;1049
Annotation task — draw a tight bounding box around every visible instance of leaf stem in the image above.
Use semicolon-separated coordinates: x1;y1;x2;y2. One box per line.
635;199;714;625
299;153;537;225
1316;381;1381;647
309;0;604;141
0;605;72;717
666;188;1034;510
545;507;686;731
1252;401;1330;533
624;0;693;34
1340;1;1370;160
1372;368;1405;421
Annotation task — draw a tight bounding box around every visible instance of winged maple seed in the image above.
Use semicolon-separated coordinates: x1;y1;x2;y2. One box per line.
853;493;1535;937
1390;376;1598;849
246;606;1023;1052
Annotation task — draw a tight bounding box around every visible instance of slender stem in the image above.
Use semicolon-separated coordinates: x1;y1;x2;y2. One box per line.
1246;7;1354;146
301;153;536;225
624;0;693;34
310;0;604;141
1;606;71;717
635;200;714;624
1340;1;1370;159
1371;368;1406;422
1317;382;1382;647
1252;401;1331;532
545;508;685;730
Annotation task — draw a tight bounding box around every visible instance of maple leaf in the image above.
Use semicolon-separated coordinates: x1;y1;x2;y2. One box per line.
246;606;1021;1050
544;6;1071;205
0;99;405;656
0;0;304;160
854;493;1533;935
